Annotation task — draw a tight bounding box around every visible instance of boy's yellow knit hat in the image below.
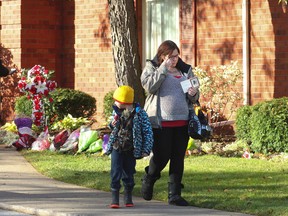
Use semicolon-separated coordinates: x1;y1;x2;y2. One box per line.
113;85;134;104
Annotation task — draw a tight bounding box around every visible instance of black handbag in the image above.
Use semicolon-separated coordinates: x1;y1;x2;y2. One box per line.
188;101;212;140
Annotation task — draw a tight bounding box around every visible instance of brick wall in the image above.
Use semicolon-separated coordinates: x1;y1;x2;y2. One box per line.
194;1;243;68
180;0;196;66
180;0;288;107
74;0;116;126
20;0;63;79
250;0;288;104
180;0;244;120
0;0;21;122
0;0;21;63
0;0;117;125
1;0;288;125
19;0;117;125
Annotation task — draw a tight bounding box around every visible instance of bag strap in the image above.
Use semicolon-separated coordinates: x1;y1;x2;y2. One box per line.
119;109;136;129
190;100;201;107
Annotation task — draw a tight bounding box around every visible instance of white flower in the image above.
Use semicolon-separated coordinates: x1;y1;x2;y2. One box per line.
25;82;34;90
36;81;48;94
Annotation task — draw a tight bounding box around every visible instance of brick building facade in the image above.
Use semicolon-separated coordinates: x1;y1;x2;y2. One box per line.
0;0;288;126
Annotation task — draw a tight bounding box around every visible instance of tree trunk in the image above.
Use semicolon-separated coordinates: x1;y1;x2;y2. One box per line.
108;0;145;106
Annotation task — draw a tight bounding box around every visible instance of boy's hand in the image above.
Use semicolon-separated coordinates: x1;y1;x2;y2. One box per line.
111;115;119;127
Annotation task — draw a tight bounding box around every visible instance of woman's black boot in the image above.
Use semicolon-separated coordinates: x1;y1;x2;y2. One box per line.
141;166;159;201
168;174;189;206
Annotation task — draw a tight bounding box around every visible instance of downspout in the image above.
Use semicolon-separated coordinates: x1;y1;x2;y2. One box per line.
193;0;197;67
242;0;250;105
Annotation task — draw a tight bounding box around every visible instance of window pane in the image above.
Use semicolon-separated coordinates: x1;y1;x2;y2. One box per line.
143;0;179;62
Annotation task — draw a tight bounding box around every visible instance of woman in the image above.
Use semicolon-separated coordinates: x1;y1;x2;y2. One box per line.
140;40;199;206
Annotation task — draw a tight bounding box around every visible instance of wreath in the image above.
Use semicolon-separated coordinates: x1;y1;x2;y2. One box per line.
18;65;57;129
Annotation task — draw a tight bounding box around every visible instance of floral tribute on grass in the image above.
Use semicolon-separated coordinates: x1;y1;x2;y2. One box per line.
18;65;57;130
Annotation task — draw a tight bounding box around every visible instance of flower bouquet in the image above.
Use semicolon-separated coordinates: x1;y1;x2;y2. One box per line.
12;115;35;151
17;65;57;129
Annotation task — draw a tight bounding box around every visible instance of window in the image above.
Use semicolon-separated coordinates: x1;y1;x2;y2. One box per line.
142;0;180;65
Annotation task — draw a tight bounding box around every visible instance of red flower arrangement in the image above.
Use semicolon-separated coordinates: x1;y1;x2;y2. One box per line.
18;65;57;128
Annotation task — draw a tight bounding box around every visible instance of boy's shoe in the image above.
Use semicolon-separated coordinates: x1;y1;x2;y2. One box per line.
124;188;134;207
110;203;120;208
125;203;134;207
110;190;120;208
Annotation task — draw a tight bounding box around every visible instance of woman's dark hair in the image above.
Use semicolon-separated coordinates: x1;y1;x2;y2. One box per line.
156;40;180;65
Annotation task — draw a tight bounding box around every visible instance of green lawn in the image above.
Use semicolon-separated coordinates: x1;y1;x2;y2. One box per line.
22;150;288;216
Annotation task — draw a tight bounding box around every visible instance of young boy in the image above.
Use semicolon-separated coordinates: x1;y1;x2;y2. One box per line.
106;85;153;208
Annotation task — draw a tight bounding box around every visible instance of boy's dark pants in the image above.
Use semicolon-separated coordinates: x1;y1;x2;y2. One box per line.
110;149;136;191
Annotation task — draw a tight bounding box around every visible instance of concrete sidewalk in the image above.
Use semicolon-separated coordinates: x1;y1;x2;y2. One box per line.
0;145;251;216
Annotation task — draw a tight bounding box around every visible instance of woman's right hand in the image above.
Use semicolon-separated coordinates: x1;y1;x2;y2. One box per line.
163;57;174;69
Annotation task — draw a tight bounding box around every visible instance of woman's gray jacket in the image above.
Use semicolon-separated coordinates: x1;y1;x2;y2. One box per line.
140;58;200;128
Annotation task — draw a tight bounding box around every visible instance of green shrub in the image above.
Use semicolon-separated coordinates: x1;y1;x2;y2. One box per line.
50;88;96;121
15;88;96;124
103;90;114;121
14;96;33;117
235;105;252;141
236;97;288;154
249;97;288;154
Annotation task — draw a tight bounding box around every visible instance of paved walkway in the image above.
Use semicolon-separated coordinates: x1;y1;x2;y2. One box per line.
0;145;251;216
0;209;31;216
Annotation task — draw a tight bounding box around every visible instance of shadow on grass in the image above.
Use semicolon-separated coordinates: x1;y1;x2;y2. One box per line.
46;168;287;216
23;151;288;216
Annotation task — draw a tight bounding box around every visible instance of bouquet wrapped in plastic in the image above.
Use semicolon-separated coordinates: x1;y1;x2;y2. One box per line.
12;117;36;151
